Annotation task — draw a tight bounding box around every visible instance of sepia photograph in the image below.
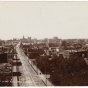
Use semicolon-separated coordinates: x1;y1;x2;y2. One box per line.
0;1;88;86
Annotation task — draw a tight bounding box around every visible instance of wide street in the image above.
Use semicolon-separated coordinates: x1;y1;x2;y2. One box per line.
15;43;45;86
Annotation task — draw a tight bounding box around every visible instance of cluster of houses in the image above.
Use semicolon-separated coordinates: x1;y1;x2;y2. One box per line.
21;38;88;66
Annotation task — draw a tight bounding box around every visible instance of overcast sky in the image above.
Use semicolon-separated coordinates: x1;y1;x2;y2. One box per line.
0;2;88;40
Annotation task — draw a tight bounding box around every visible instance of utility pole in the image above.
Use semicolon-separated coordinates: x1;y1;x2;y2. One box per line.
45;66;47;86
35;60;38;75
11;56;13;86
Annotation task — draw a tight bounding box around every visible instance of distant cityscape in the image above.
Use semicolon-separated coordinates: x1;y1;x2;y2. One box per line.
0;36;88;86
1;36;88;46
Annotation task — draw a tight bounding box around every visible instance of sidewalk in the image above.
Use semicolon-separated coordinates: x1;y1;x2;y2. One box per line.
28;59;54;86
